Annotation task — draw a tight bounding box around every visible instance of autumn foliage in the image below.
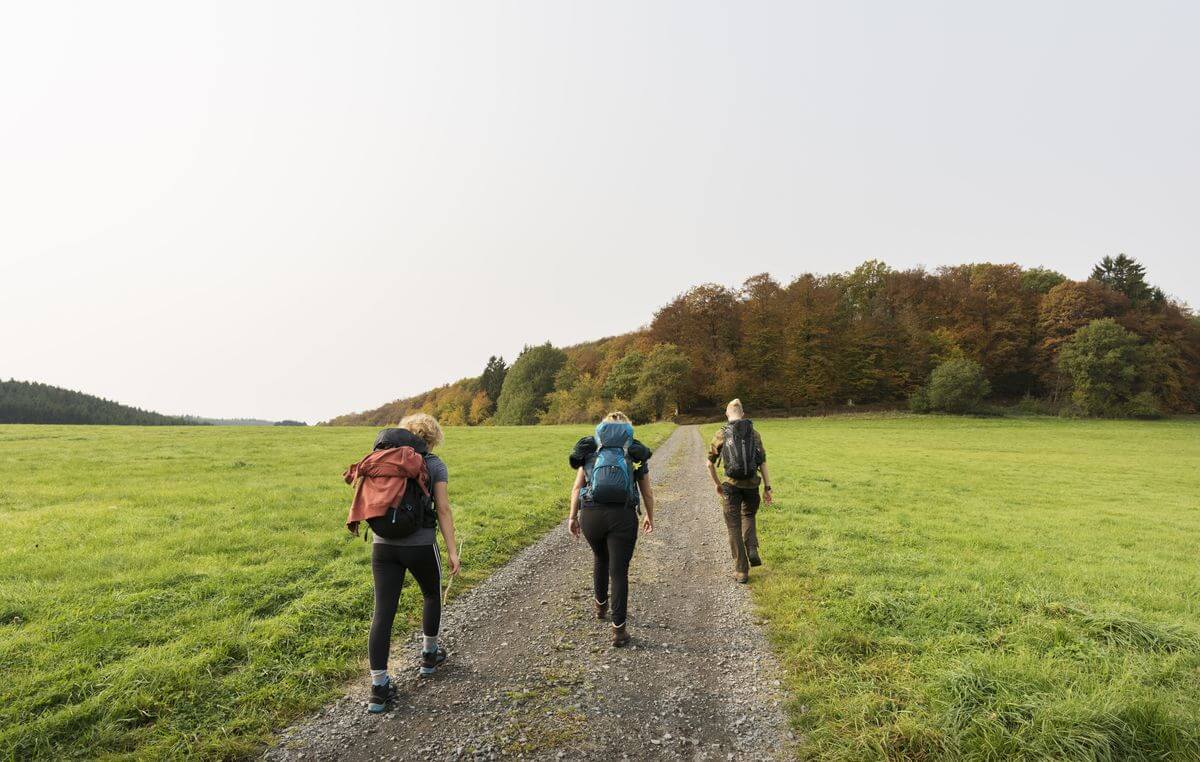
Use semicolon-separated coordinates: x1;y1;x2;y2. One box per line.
327;257;1199;425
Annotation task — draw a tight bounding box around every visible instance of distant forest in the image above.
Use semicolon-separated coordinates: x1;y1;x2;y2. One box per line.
327;255;1200;426
0;380;201;425
181;417;309;427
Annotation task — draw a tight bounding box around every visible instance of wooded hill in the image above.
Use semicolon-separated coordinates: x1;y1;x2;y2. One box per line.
326;256;1200;426
0;380;201;425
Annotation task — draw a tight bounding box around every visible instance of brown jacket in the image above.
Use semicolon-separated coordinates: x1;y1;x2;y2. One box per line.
343;447;429;534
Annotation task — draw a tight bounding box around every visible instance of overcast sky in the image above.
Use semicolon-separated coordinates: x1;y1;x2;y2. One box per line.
2;1;1197;423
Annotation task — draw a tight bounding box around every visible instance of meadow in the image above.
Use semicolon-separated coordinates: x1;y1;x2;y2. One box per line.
0;422;673;759
705;415;1200;760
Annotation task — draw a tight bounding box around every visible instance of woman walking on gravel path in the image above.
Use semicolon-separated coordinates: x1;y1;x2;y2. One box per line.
344;413;461;714
567;411;655;646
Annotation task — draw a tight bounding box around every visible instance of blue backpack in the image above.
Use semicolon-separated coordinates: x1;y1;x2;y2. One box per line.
583;421;635;506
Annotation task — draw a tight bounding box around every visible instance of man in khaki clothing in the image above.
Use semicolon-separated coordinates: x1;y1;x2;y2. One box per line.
707;399;773;583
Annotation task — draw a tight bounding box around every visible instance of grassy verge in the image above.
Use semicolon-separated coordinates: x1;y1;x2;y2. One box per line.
704;414;1200;760
0;422;673;759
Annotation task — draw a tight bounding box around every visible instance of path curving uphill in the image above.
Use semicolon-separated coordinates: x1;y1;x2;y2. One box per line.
267;426;792;761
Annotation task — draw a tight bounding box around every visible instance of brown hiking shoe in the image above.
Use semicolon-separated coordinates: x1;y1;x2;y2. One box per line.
612;624;630;647
594;599;609;620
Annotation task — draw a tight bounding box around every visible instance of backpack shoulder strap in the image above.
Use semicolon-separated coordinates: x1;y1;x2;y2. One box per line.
418;453;432;494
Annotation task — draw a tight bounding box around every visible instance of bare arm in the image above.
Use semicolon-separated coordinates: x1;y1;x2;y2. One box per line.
759;462;774;505
638;475;655;533
567;467;586;537
433;482;460;573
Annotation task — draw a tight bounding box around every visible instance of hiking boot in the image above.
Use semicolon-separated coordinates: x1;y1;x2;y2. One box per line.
733;572;749;584
594;599;609;620
612;624;631;647
748;550;763;567
367;679;393;713
419;646;448;677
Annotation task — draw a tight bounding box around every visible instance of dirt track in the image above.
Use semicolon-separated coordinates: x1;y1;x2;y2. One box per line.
267;426;792;761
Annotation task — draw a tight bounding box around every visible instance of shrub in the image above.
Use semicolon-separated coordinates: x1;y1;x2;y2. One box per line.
1125;391;1163;420
908;387;931;413
1013;394;1058;417
1057;318;1152;417
917;358;991;413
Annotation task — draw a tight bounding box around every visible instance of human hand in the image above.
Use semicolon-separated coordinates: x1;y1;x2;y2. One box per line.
642;515;654;534
764;488;774;506
568;515;581;538
447;551;461;575
714;484;724;498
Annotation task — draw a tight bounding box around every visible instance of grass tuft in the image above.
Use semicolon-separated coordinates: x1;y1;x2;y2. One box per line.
1078;611;1198;654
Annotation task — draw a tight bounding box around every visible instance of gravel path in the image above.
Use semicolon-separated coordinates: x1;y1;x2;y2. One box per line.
266;426;793;761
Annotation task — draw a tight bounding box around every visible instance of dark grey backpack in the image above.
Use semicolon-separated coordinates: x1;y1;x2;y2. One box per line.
721;419;759;480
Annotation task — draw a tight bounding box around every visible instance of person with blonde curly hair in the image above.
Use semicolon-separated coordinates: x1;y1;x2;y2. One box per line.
364;412;460;713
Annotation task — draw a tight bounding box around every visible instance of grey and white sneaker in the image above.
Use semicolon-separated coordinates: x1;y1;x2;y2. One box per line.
419;646;448;677
367;679;393;714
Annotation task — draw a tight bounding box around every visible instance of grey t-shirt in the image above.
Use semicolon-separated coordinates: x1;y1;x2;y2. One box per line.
373;454;447;546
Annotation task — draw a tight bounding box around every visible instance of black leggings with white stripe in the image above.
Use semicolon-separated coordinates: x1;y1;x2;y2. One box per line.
580;505;638;628
369;543;441;670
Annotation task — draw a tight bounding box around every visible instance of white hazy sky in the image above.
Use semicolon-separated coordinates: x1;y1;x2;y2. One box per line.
2;2;1197;423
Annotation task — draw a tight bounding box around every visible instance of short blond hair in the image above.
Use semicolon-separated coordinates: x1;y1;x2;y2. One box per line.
603;411;631;423
399;412;444;450
726;398;744;419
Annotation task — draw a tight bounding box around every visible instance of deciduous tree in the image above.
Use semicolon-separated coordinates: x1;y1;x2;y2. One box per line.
632;343;690;421
1058;318;1150;416
650;284;740;406
603;352;644;400
493;343;567;425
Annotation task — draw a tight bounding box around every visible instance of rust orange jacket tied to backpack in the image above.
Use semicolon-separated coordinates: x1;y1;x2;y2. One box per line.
343;447;429;534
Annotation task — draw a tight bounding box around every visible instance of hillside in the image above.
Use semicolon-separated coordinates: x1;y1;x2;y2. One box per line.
324;333;647;427
326;257;1200;426
0;380;200;425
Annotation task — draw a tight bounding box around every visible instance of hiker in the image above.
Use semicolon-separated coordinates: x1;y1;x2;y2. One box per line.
707;398;773;583
343;412;461;713
567;411;655;647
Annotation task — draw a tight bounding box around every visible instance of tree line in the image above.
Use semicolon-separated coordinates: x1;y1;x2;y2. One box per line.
326;255;1199;425
0;380;202;425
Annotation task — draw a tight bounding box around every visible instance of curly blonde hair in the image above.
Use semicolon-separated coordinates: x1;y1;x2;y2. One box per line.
603;411;631;423
399;412;444;450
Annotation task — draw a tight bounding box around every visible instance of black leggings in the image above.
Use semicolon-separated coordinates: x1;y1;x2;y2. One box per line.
369;543;442;670
580;506;638;627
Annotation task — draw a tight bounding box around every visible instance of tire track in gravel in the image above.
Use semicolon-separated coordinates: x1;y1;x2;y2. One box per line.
266;426;793;761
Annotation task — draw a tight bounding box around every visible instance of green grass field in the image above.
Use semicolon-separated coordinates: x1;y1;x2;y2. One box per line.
0;422;673;759
704;415;1200;760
